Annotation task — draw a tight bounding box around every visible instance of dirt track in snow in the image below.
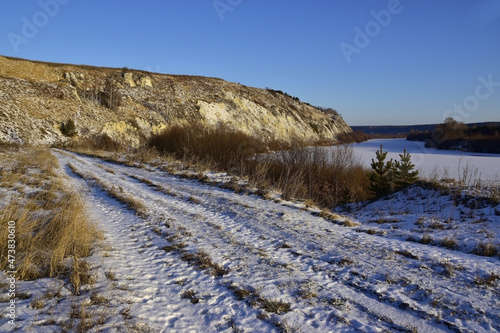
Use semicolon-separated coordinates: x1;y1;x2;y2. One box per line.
52;149;500;333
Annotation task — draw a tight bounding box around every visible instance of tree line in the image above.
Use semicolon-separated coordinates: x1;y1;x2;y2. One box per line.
407;118;500;153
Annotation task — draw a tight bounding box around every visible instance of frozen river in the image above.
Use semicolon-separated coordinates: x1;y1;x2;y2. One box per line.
349;139;500;182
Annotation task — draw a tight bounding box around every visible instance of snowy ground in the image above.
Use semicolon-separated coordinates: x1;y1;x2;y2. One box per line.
1;149;499;332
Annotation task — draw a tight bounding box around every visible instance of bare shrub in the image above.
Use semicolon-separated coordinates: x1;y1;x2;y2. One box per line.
261;145;369;207
150;124;369;208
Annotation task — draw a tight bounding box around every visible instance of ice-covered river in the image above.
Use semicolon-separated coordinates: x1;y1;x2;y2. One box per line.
349;139;500;182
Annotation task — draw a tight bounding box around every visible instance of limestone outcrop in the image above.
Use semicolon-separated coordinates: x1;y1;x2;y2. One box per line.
0;56;352;147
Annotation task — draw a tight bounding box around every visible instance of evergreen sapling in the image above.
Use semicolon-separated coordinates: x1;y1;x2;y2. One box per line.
369;145;393;197
393;149;419;189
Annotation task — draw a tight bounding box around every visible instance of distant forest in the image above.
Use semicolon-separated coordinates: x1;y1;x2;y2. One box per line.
406;118;500;154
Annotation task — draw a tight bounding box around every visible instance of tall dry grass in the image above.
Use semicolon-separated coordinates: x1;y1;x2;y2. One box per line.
0;195;99;280
0;148;100;283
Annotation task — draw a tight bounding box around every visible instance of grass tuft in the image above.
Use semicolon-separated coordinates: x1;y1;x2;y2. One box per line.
258;297;291;314
473;241;499;257
180;250;229;277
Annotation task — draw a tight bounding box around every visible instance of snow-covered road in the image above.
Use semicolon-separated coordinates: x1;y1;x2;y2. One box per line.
51;149;500;332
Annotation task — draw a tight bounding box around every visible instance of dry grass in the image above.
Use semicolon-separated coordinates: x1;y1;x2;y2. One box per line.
180;250;229;277
0;195;99;281
70;258;96;295
473;241;499;257
420;233;434;245
228;284;255;301
30;298;46;309
440;236;458;250
180;289;200;304
0;148;101;286
258;297;291;314
104;185;148;218
475;272;499;287
0;148;58;189
68;162;148;218
162;243;187;253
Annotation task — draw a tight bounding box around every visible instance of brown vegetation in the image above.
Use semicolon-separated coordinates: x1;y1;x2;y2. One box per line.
337;130;369;144
0;148;101;285
149;124;370;208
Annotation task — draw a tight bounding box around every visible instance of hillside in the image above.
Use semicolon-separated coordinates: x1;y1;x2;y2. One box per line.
0;56;351;147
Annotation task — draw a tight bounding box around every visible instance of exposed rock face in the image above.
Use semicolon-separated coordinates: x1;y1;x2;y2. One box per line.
0;56;352;147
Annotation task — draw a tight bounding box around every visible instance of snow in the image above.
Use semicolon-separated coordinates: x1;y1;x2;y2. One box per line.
349;139;500;181
1;148;499;332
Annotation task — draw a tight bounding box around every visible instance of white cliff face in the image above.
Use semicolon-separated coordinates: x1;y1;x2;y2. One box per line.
0;56;352;147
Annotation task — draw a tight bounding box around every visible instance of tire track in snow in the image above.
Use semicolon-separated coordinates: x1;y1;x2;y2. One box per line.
54;150;278;333
55;150;500;333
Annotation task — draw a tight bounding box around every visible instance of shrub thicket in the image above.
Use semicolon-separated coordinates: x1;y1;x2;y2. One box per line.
67;133;124;152
262;145;369;206
149;124;266;172
150;124;370;207
337;130;368;144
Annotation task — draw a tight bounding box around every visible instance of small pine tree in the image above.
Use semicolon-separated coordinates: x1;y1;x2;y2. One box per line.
369;145;393;197
61;119;77;137
393;149;418;189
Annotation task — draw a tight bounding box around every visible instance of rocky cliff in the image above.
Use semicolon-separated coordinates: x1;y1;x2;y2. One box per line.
0;56;352;147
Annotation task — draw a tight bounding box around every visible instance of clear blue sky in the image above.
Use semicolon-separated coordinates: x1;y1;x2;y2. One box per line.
1;0;499;125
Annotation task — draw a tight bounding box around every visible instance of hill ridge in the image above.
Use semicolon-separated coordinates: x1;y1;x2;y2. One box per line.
0;55;351;147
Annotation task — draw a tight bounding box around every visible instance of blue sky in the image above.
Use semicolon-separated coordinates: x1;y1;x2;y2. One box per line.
1;0;499;125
